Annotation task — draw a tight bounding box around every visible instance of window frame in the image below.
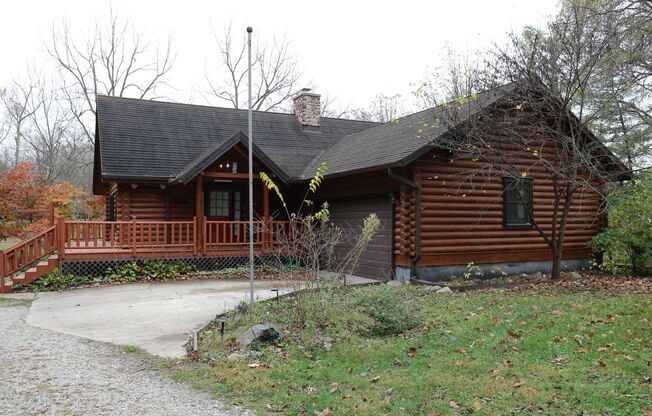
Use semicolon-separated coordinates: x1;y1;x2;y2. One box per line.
503;176;534;229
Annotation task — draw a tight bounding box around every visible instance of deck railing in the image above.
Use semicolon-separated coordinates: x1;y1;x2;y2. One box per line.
0;218;293;288
0;225;57;291
60;217;291;256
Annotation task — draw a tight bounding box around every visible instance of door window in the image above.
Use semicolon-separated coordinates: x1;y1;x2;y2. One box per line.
209;191;230;217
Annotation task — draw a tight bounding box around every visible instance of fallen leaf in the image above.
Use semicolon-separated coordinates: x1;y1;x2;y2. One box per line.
597;361;607;368
329;383;340;394
507;330;520;339
512;380;525;388
370;376;381;383
449;400;460;409
624;355;635;362
382;396;391;405
247;363;261;368
472;399;483;410
502;359;513;367
315;408;333;416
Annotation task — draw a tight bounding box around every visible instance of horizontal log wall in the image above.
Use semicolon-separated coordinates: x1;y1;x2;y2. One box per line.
413;146;604;267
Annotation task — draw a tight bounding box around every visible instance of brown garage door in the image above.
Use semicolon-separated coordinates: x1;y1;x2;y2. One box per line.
327;194;393;280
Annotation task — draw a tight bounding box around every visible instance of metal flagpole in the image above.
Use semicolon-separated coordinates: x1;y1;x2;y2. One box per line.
247;26;255;308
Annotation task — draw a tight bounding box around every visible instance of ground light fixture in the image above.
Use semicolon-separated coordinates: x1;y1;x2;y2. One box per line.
216;315;228;340
271;288;279;303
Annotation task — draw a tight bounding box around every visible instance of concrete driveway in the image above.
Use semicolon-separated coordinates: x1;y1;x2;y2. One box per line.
24;279;295;358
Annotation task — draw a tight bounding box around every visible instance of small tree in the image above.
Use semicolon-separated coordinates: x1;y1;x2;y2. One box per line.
260;162;381;289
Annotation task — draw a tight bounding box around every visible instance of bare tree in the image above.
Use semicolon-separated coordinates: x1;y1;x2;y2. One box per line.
48;9;175;144
205;23;303;112
429;0;633;280
24;79;91;184
0;81;40;166
414;44;486;109
348;93;407;122
320;94;350;118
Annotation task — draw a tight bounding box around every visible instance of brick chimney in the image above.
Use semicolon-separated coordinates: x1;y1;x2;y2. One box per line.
293;88;321;129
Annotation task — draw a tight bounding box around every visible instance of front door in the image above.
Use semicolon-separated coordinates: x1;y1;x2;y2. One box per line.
206;189;231;220
205;188;243;221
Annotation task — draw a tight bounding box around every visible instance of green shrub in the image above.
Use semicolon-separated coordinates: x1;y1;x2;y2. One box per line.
106;260;195;282
350;286;419;336
591;171;652;274
27;269;91;291
106;261;142;282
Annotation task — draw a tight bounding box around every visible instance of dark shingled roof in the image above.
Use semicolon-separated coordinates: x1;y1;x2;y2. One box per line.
96;83;629;185
96;96;378;182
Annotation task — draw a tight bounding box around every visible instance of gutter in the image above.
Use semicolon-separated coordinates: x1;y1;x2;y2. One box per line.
387;168;421;276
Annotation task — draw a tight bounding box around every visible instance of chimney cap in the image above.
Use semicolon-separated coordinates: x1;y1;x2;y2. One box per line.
294;88;320;99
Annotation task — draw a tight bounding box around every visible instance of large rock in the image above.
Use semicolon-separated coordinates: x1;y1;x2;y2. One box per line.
436;287;453;294
386;280;404;287
422;285;442;293
237;323;283;349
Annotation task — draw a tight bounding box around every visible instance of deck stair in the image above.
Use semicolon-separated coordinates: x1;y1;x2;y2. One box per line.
0;225;58;293
8;255;60;289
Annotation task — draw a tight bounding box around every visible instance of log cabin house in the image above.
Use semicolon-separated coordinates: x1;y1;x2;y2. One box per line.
0;86;629;292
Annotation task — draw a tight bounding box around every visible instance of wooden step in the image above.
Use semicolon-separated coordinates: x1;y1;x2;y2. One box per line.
24;267;40;283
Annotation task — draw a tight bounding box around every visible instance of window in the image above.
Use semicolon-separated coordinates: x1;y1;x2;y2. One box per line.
209;191;230;217
503;177;533;228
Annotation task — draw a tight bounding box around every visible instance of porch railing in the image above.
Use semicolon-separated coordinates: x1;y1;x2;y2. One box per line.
60;217;292;256
0;225;57;291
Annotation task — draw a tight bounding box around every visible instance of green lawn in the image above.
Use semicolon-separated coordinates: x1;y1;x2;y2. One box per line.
0;239;19;251
176;284;652;415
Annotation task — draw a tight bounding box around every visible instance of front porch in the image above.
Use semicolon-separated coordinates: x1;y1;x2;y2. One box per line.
0;217;292;293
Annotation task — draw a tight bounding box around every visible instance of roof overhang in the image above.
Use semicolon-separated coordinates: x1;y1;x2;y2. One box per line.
169;131;290;185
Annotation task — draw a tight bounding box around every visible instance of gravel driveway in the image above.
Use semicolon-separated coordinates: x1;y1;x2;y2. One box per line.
0;299;251;416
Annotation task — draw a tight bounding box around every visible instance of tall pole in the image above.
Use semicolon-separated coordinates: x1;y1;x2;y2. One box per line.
247;26;255;308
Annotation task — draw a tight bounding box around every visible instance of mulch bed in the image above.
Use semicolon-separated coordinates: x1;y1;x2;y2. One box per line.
465;274;652;294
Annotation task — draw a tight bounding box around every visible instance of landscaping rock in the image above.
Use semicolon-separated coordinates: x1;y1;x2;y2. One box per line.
226;352;246;362
436;287;453;294
533;271;544;279
569;271;582;279
386;280;403;287
315;335;333;351
422;285;442;292
237;323;283;349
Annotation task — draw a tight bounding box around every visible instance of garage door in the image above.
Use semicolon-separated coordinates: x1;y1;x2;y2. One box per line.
327;194;393;280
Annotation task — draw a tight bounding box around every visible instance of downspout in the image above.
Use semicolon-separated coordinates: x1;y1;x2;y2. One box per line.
387;168;421;277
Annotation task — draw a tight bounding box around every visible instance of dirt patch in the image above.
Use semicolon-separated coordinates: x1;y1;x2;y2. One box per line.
474;274;652;294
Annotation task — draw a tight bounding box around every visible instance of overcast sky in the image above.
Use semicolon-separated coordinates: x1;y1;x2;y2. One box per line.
1;0;559;110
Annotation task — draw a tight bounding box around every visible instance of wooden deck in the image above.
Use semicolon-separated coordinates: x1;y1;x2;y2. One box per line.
0;218;292;292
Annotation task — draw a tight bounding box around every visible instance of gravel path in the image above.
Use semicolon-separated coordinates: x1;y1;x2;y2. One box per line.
0;299;251;416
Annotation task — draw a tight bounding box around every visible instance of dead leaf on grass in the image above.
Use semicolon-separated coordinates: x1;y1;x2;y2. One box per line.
472;399;483;410
507;330;520;339
502;359;513;367
370;376;381;383
512;380;525;388
449;400;460;409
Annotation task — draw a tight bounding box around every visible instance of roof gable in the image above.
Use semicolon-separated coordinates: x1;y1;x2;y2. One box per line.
95;96;377;183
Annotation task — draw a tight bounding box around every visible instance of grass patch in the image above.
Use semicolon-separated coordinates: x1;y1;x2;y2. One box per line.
179;285;652;415
0;238;19;251
120;344;142;354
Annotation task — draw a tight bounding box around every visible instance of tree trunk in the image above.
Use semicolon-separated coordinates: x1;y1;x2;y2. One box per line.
551;245;562;280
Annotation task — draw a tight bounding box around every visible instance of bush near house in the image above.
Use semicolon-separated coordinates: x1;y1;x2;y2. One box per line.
591;170;652;274
179;283;652;415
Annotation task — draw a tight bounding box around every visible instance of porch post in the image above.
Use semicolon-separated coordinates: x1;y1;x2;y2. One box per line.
56;216;66;260
263;184;270;248
195;174;204;253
